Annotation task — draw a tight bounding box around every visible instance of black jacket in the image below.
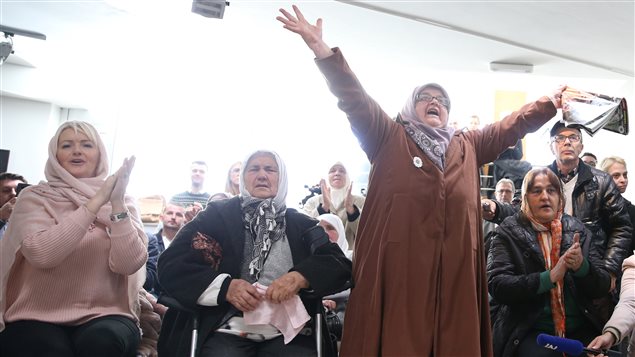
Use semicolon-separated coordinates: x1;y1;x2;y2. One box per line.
490;159;632;275
487;213;610;357
157;196;352;357
548;159;633;275
627;200;635;253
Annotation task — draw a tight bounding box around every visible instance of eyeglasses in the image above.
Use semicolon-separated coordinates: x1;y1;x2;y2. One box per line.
552;134;581;144
415;93;450;108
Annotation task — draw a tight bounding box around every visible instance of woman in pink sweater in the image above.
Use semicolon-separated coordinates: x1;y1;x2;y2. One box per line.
0;121;148;357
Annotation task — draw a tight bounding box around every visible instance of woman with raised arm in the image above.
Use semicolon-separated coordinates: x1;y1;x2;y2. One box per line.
277;5;566;356
0;121;147;357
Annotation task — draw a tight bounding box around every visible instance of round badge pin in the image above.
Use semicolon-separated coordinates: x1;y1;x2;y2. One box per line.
413;156;423;168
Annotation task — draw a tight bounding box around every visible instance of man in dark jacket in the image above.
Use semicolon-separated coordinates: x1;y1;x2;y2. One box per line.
144;203;185;294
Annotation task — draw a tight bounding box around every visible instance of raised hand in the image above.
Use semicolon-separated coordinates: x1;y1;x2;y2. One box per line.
86;156;135;215
226;279;263;312
345;181;355;215
565;233;584;272
277;5;333;59
110;156;135;208
320;178;332;212
549;85;567;109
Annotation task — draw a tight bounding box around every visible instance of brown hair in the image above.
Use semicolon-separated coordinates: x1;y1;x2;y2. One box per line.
520;167;564;216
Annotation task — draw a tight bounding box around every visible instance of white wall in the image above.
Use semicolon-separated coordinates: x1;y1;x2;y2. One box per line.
1;1;633;204
0;96;61;184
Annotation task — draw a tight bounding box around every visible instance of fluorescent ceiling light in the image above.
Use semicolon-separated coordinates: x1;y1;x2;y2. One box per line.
490;62;533;73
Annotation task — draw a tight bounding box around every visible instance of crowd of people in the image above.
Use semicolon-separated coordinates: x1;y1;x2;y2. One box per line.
0;5;633;357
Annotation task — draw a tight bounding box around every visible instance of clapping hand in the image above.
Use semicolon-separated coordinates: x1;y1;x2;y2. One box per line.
320;178;332;212
87;156;135;215
344;181;355;215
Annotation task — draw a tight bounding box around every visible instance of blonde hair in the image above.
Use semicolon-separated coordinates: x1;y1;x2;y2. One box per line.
55;121;100;145
225;161;241;195
600;156;627;173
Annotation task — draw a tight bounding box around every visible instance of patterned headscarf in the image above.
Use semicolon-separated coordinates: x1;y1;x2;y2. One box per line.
239;150;288;280
399;83;455;170
521;168;566;337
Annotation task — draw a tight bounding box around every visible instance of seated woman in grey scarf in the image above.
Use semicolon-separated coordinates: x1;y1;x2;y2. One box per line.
157;149;351;357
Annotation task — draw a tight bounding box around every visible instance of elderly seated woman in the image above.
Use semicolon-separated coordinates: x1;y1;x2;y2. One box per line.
157;150;352;357
487;167;611;357
0;121;148;357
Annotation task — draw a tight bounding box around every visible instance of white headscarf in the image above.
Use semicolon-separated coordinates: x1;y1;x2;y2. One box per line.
326;161;351;212
238;150;289;280
239;150;288;210
318;213;351;259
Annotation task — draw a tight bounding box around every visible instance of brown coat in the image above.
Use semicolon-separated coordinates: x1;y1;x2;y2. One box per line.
316;48;557;357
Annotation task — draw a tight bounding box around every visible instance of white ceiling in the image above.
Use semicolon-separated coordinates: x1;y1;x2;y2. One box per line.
339;0;634;77
1;0;633;108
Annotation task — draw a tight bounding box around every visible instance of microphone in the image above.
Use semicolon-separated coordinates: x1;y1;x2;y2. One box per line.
536;334;606;356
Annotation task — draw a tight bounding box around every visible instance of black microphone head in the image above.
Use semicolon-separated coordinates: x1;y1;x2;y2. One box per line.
536;334;584;355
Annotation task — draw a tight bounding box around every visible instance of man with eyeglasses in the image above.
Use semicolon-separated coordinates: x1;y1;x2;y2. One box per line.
483;178;515;245
548;121;631;276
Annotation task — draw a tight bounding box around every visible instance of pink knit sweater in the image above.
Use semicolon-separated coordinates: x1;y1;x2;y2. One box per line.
2;190;147;326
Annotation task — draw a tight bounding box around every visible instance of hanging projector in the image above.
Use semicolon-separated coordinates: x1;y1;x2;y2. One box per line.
0;35;12;65
0;24;46;66
192;0;230;19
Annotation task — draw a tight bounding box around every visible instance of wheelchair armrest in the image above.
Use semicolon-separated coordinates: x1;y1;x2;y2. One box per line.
157;295;198;316
301;280;353;300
